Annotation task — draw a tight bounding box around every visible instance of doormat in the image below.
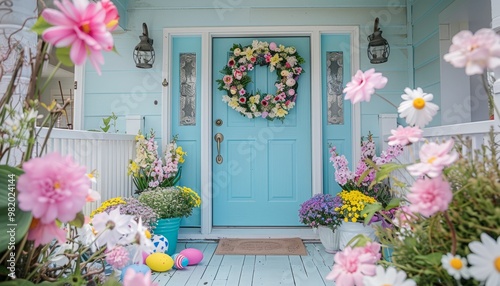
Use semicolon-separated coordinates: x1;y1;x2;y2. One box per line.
215;238;307;255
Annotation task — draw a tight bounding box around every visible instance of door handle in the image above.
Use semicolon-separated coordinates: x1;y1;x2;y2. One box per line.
214;133;224;164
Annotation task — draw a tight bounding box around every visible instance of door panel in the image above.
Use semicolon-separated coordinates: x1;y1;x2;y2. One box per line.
212;37;311;226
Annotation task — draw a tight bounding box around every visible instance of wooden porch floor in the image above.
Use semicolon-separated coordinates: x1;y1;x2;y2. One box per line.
151;241;335;286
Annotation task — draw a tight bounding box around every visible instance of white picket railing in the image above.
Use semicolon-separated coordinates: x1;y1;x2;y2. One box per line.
36;128;136;216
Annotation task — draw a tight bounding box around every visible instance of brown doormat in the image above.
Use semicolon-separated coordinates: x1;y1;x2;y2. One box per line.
215;238;307;255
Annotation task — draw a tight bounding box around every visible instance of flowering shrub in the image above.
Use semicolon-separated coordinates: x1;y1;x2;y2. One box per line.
326;27;500;286
138;186;201;219
298;194;342;230
335;190;377;223
128;131;186;193
91;196;158;231
329;132;403;208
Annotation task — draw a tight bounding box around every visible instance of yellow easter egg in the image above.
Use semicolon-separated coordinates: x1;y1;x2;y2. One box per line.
145;252;174;272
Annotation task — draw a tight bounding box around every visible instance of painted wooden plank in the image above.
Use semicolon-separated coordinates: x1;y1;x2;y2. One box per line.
304;244;332;284
252;255;295;285
222;255;245;286
288;255;309;286
238;255;256;286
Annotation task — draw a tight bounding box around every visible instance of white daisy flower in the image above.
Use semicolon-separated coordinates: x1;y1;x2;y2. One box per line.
468;233;500;286
397;87;439;128
92;207;135;249
441;253;470;280
129;218;154;263
363;266;416;286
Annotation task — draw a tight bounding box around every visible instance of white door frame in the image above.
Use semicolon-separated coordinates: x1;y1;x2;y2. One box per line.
162;26;360;239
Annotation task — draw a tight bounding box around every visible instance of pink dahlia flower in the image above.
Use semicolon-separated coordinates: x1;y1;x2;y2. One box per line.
407;139;458;178
443;28;500;75
388;125;423;146
407;177;452;217
17;152;90;224
123;269;158;286
105;245;130;269
326;246;377;286
28;219;67;247
343;69;388;104
41;0;115;75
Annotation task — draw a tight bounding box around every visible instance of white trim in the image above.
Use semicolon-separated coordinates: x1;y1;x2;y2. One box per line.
162;32;172;147
163;26;360;239
73;65;85;130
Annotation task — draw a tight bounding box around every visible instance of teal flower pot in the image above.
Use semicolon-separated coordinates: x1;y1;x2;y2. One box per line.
155;217;182;255
383;246;394;262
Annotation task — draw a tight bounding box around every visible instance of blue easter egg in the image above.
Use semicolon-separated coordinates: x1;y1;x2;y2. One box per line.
120;264;151;281
151;234;169;253
172;253;189;269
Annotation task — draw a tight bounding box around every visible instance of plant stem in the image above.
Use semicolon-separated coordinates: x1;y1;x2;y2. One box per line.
443;211;457;255
375;92;399;109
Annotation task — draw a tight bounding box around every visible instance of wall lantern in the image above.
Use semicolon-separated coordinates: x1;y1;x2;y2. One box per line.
367;18;390;64
133;23;155;68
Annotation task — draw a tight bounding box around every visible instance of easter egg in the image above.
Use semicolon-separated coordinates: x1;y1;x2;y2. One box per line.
120;264;150;281
172;253;189;269
180;248;203;265
151;234;169;253
146;253;174;272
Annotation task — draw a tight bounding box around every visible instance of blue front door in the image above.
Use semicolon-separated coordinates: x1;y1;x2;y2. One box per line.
212;37;311;226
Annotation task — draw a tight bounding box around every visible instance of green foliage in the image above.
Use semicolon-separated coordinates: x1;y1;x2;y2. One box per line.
99;112;118;133
0;165;31;253
55;47;73;67
378;133;500;285
138;186;200;219
31;17;51;35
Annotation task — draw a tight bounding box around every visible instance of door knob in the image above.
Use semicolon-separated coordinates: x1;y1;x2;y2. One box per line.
214;133;224;164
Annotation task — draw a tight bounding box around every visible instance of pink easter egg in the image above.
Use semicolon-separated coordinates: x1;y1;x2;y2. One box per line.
179;248;203;265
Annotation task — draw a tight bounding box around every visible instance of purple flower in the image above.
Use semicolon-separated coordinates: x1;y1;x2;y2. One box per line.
299;194;343;229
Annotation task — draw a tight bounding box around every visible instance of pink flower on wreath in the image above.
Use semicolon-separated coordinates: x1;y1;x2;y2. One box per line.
407;139;458;178
265;53;272;63
41;0;116;75
343;69;388;104
123;269;158;286
326;246;377;286
28;219;67;247
388;125;423;146
443;28;500;75
288;88;295;96
228;58;235;67
407;177;452;217
269;42;278;51
239;65;246;71
247;64;254;70
261;100;268;106
239;88;246;96
239;97;246;104
17;152;90;224
233;70;243;80
223;75;233;85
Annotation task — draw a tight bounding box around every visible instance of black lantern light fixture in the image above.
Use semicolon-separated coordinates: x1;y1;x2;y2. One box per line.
367;18;390;64
133;23;155;68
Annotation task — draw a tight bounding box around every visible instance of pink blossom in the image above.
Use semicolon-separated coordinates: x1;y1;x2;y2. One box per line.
123;269;158;286
247;64;254;70
106;245;130;269
343;69;388;104
443;28;500;75
407;177;452;217
28;219;67;247
407;139;458;178
223;75;233;85
233;70;243;80
41;0;115;75
360;242;382;263
101;0;119;31
269;42;277;51
288;88;295;96
228;59;235;67
326;246;377;285
388;125;423;146
239;89;246;96
17;152;90;224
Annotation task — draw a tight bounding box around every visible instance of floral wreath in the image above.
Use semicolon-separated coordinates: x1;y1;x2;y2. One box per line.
216;40;305;121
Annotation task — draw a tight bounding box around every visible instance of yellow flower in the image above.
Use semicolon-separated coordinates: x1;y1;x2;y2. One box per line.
90;197;126;218
127;161;140;176
270;54;281;66
176;146;187;163
276;108;288;117
352;217;358;222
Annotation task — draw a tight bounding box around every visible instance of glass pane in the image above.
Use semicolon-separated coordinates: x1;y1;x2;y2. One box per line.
180;53;196;126
327;51;343;125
